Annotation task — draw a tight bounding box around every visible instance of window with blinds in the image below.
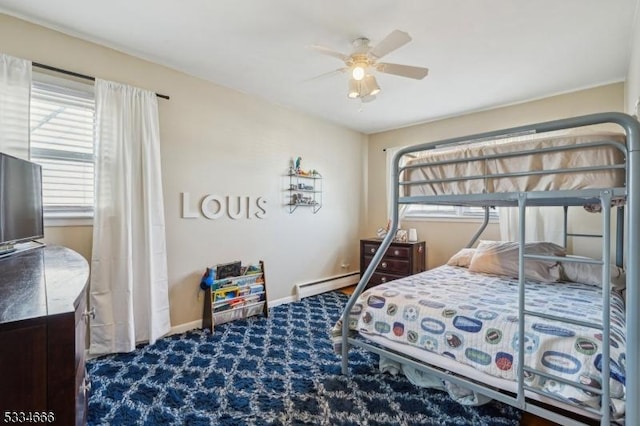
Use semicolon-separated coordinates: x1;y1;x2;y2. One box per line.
29;77;95;219
405;205;498;220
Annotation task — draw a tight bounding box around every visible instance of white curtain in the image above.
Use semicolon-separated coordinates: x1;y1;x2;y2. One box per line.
90;79;170;355
0;54;31;159
498;206;564;245
385;146;409;223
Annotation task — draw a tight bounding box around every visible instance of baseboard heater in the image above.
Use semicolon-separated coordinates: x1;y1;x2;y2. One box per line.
295;271;360;301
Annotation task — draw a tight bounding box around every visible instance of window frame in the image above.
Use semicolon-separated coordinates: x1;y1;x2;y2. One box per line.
29;72;95;227
403;204;499;222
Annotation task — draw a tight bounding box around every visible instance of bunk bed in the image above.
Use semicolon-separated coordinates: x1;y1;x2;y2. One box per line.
336;112;640;426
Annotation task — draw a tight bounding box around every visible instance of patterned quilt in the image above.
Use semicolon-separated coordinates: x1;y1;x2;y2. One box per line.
333;265;626;413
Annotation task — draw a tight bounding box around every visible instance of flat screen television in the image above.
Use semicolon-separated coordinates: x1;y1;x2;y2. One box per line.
0;152;44;253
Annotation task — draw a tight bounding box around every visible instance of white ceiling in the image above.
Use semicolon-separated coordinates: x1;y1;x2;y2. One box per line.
0;0;638;134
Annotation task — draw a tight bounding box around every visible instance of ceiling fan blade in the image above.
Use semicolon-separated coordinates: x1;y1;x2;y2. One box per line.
369;30;412;59
308;44;349;62
303;68;347;82
376;63;429;80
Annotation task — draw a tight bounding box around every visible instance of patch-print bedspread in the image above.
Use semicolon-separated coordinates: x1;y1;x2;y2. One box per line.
333;265;626;413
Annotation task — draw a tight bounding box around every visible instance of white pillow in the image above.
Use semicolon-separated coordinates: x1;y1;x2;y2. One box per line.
560;256;626;290
468;240;565;283
446;248;476;268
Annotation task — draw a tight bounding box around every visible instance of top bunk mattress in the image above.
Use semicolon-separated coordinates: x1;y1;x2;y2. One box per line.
402;130;626;197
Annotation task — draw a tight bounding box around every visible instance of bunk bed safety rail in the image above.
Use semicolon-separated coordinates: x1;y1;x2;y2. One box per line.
398;139;626;196
399;139;626;172
391;112;639;161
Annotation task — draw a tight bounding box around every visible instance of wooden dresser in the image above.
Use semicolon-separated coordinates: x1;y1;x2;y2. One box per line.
0;245;90;425
360;238;427;288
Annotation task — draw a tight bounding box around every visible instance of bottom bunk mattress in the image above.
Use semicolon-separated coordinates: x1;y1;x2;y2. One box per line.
333;265;626;417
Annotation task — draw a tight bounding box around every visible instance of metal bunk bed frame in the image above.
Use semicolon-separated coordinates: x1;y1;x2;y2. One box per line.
341;112;640;425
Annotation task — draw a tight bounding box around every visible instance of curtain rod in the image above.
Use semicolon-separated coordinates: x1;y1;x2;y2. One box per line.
32;62;170;100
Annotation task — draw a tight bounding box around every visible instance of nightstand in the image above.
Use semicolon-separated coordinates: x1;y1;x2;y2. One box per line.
360;238;427;288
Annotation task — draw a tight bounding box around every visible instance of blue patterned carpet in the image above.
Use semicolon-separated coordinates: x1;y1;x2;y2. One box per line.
87;291;522;425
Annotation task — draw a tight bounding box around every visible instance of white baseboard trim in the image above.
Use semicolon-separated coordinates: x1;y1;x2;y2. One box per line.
169;319;203;336
157;273;360;337
85;319;205;360
268;295;298;307
295;272;359;301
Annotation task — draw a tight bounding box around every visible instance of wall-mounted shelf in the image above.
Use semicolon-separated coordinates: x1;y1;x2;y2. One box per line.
287;173;322;213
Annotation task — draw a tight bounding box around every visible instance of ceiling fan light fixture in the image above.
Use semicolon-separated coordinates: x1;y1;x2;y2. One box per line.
311;30;428;102
347;78;360;99
347;75;381;100
363;75;381;96
351;63;366;81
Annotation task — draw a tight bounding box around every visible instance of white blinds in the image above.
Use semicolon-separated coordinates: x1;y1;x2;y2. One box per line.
30;79;95;216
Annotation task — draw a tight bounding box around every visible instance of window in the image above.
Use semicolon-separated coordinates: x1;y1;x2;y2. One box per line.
404;204;498;220
29;74;95;221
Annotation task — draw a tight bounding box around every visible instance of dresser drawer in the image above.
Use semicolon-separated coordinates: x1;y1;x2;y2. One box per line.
362;242;411;259
360;239;427;290
363;255;410;275
362;242;381;256
369;272;405;286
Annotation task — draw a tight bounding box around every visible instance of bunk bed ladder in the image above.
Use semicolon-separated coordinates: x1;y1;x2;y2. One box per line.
563;205;625;267
519;192;614;425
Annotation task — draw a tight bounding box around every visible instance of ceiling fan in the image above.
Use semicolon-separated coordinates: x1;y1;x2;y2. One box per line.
310;30;429;102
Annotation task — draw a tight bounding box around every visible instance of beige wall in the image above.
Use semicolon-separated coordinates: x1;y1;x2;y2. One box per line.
367;83;625;268
43;225;93;261
0;14;366;327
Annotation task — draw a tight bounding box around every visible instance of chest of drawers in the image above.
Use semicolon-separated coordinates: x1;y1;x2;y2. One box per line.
360;238;427;288
0;246;90;425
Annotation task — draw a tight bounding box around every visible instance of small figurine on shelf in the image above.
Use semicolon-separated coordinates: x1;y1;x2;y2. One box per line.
289;157;320;178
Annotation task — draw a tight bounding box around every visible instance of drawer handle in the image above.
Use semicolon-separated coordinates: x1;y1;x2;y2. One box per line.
380;276;387;283
83;306;96;322
81;376;91;394
381;262;387;268
370;248;376;253
394;249;400;256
